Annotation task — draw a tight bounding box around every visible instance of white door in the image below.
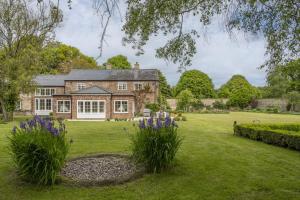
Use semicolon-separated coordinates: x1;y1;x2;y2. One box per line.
77;100;106;119
35;98;52;115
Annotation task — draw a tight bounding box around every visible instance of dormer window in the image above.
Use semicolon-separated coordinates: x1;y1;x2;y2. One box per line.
134;82;143;90
77;83;86;91
118;82;127;90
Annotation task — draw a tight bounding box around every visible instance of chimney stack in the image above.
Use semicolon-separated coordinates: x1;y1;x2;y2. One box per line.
134;62;140;70
106;63;112;70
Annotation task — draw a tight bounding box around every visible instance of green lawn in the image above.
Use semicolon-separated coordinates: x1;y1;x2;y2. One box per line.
0;112;300;200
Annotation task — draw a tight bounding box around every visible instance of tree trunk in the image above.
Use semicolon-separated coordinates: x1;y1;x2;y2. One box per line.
0;98;8;122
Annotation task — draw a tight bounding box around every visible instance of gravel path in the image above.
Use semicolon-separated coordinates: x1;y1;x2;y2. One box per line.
61;154;144;186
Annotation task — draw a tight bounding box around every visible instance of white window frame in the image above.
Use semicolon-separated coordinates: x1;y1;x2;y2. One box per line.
35;98;52;111
35;88;56;96
77;83;86;91
114;100;128;113
77;100;106;119
117;82;128;90
134;82;144;90
57;100;71;113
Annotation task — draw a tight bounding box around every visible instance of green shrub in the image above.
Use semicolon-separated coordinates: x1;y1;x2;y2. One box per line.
212;101;226;110
181;116;187;121
9;116;69;185
132;117;182;173
174;116;181;121
234;123;300;150
145;103;160;112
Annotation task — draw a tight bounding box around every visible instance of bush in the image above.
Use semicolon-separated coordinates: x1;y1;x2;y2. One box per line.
145;103;160;112
174;116;181;121
9;116;69;185
132;117;182;173
181;116;187;121
191;99;204;111
212;101;226;110
234;123;300;150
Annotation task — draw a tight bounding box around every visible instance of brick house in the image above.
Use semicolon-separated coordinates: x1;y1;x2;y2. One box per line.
19;67;159;120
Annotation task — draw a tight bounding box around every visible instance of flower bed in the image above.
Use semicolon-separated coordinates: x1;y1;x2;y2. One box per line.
234;123;300;150
9;116;70;185
132;116;182;173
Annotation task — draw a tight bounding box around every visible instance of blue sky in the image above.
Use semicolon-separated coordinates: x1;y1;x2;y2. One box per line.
55;0;267;88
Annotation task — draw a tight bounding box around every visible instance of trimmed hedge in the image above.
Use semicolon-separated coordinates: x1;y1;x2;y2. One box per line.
234;123;300;150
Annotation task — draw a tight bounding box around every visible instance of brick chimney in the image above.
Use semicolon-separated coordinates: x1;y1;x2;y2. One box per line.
106;63;112;70
134;62;140;70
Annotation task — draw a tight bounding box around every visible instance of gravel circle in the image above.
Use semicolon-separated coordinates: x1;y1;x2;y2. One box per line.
61;154;144;186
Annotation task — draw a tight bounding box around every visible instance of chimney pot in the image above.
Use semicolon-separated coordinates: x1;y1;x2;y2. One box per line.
106;63;112;70
134;62;140;70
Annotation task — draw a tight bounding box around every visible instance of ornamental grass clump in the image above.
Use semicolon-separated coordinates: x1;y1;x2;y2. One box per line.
9;116;69;185
132;116;182;173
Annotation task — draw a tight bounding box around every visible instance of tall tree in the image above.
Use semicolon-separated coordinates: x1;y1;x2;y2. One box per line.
0;0;62;121
218;75;260;108
176;70;215;99
263;58;300;98
158;70;172;97
104;55;131;69
40;42;99;74
176;89;195;112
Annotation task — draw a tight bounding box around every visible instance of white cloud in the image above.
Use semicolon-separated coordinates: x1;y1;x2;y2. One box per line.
55;0;267;87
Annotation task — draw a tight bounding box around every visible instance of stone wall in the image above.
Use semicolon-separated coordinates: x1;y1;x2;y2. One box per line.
166;98;299;112
256;98;300;112
167;98;228;110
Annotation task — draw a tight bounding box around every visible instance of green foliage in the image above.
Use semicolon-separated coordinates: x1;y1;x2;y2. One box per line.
285;91;300;112
122;0;298;70
176;89;195;112
212;101;227;110
158;70;172;98
40;43;98;74
9;116;69;185
145;103;160;112
176;70;215;98
263;59;300;98
0;0;62;121
132;117;182;172
219;75;259;108
105;55;131;69
174;116;181;121
191;99;204;111
234;123;300;151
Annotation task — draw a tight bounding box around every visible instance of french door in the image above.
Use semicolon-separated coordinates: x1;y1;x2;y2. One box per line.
35;98;52;115
77;100;106;119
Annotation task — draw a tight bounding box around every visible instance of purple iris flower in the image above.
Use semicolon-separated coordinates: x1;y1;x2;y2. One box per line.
20;122;26;129
139;120;146;129
27;119;36;128
51;128;59;136
46;122;53;132
156;118;162;129
165;116;171;127
147;117;154;127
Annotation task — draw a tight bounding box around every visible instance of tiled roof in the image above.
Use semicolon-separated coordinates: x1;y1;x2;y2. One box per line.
34;75;67;86
71;86;112;94
34;69;159;86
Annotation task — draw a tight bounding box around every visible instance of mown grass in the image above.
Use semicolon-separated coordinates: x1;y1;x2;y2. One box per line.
0;112;299;200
